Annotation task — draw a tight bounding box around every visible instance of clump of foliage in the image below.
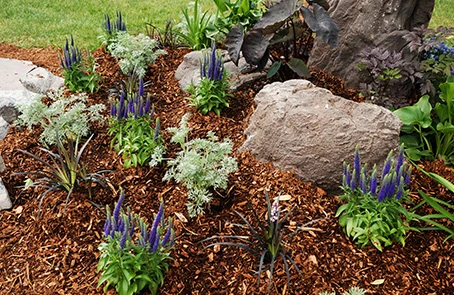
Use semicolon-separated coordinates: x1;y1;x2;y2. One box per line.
356;46;421;108
202;191;324;293
59;35;102;93
146;19;181;49
187;43;233;115
107;31;166;78
336;145;417;251
98;191;174;295
225;1;338;79
411;166;454;242
99;11;127;47
404;26;454;94
108;79;165;169
15;91;105;146
319;287;366;295
15;131;110;216
394;77;454;163
163;113;238;217
177;0;214;50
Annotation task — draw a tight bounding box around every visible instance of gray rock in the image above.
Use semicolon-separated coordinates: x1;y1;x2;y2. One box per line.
0;155;6;173
20;66;64;95
308;0;435;90
0;178;12;210
0;116;9;140
240;79;402;191
175;50;268;92
0;90;41;123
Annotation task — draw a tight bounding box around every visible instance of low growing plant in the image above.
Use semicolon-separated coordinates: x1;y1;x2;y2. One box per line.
98;191;174;295
14;91;105;146
319;287;366;295
394;77;454;163
107;31;166;78
15;131;110;216
108;79;165;169
59;35;102;93
187;43;233;115
336;145;417;251
177;0;214;50
99;11;127;48
163;113;238;217
146;19;181;49
202;191;324;293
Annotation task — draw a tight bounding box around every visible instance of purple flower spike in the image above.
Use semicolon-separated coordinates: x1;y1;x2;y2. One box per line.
128;209;135;237
377;174;391;202
110;101;117;117
162;221;173;247
370;164;377;195
103;210;112;237
138;78;144;98
119;216;129;249
149;203;164;247
145;96;151;114
353;145;361;186
360;165;367;194
382;150;393;180
395;145;405;174
112;191;125;231
152;231;160;253
395;177;404;200
404;165;412;185
344;163;351;188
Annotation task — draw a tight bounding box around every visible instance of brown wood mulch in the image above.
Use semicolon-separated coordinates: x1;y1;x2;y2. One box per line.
0;43;452;295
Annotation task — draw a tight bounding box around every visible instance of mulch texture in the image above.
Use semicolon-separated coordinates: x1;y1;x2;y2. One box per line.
0;43;452;295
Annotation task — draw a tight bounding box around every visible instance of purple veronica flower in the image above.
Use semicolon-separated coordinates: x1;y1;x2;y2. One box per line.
112;191;125;231
377;174;391;202
149;203;164;247
395;177;404;200
145;96;151;114
343;163;351;188
381;151;393;180
395;145;405;175
103;209;112;237
404;165;412;185
353;145;361;184
369;164;377;195
151;231;160;253
360;165;367;194
119;216;129;249
162;221;173;247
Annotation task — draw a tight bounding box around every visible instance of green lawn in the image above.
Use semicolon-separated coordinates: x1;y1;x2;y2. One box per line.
0;0;452;49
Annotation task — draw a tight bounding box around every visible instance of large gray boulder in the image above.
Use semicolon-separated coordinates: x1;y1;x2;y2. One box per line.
308;0;435;90
240;79;402;191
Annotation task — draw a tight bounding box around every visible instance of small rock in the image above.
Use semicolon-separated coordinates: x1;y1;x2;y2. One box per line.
0;178;12;210
0;117;9;140
20;67;64;95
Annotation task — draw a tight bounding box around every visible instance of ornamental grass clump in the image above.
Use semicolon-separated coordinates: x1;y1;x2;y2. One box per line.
98;191;174;295
59;35;102;93
108;78;165;169
336;145;417;251
202;191;324;293
187;43;232;115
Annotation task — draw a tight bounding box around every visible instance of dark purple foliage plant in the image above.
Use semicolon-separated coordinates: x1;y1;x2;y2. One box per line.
336;145;417;251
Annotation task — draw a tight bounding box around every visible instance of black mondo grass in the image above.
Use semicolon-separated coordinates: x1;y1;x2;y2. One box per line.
201;191;324;293
14;130;111;217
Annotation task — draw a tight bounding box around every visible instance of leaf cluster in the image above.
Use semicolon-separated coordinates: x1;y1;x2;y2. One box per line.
14;91;105;146
107;31;166;78
146;19;181;49
225;1;338;79
177;0;214;50
202;191;323;293
108;116;165;169
15;131;110;216
319;287;366;295
394;78;454;163
98;192;174;295
163;114;238;217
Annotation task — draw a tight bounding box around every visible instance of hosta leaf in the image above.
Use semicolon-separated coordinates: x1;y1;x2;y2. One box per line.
287;57;310;78
436;122;454;134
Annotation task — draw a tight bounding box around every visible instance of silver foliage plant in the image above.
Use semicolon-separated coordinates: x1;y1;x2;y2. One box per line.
163;113;238;217
15;91;105;146
319;287;366;295
107;31;166;78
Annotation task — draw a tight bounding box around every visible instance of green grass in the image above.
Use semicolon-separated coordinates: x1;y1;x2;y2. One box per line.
430;0;454;29
0;0;452;49
0;0;213;49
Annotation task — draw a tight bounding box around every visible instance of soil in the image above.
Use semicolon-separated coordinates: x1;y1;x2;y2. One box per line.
0;43;453;295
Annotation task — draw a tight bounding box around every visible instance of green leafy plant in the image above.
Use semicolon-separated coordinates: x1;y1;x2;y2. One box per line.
98;191;174;295
225;1;338;79
177;0;214;50
163;113;238;217
394;77;454;163
108;79;165;169
202;191;324;293
336;145;417;251
146;19;181;49
187;43;233;115
99;11;127;48
14;91;105;146
208;0;264;38
14;131;110;216
107;31;166;78
59;35;102;93
411;166;454;241
319;286;366;295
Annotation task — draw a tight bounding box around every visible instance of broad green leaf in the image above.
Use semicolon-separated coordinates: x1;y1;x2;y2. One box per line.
434;103;450;123
287;58;311;78
439;81;454;105
267;61;281;78
394;95;432;127
436;122;454;134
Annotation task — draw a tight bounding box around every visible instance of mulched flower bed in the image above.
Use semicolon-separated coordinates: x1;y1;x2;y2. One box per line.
0;43;453;295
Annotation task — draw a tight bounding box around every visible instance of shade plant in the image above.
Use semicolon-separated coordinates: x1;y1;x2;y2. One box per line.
202;191;324;293
108;79;165;169
335;145;417;251
187;43;233;115
97;191;174;295
14;130;111;216
224;1;338;79
177;0;214;50
163;113;238;217
59;35;102;93
394;77;454;163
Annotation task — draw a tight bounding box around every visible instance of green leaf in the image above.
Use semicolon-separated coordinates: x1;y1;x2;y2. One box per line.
267;61;281;78
394;95;432;128
287;58;310;78
436;121;454;134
